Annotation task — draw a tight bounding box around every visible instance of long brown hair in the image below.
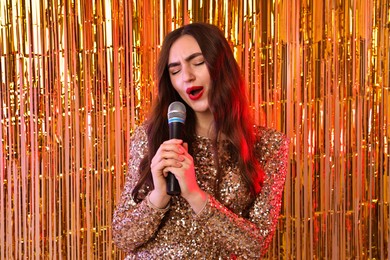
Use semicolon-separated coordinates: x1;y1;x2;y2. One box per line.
132;23;264;202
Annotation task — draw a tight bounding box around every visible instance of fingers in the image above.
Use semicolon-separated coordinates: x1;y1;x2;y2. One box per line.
160;159;183;172
150;140;200;205
182;142;188;151
163;152;193;177
151;139;186;172
151;151;183;169
150;140;185;194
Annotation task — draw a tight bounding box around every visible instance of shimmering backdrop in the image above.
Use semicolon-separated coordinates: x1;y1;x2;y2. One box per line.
0;0;389;259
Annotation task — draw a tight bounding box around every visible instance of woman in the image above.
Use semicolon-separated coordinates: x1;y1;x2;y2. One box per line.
112;22;289;259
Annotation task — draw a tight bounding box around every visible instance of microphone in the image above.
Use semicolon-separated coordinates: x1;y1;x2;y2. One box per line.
166;101;186;195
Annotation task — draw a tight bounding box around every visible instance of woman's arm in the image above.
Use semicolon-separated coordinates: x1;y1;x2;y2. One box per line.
193;128;289;258
112;125;169;252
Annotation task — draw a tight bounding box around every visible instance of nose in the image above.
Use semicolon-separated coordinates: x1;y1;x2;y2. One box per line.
181;64;195;82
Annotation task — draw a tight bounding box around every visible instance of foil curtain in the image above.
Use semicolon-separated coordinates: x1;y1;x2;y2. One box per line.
0;0;389;259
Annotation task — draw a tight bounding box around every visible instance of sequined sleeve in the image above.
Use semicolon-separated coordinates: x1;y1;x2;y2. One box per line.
194;128;289;257
112;125;167;252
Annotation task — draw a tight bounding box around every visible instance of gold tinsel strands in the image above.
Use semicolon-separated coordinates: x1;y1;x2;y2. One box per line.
0;0;389;259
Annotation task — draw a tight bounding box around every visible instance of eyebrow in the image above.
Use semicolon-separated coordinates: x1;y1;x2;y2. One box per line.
167;52;204;68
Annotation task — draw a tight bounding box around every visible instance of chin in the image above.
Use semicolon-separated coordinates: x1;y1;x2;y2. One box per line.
186;99;210;113
194;106;212;114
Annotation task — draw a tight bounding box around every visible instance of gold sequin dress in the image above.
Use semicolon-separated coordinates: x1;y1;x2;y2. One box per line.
112;124;289;259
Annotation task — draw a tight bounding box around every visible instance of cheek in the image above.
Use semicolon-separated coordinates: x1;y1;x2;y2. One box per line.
171;83;181;95
169;76;179;90
169;82;186;100
170;79;184;94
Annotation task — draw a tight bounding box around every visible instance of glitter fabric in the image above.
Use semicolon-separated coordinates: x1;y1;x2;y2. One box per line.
112;124;289;259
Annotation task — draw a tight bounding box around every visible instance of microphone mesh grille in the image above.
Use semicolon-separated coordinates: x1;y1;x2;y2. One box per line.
168;101;186;121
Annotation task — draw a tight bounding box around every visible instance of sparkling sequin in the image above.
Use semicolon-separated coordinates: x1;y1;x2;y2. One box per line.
112;124;289;259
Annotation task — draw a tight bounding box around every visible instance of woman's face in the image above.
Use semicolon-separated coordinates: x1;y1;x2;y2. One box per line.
168;35;212;115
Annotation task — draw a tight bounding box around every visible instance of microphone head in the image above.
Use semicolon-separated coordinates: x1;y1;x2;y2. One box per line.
168;101;186;124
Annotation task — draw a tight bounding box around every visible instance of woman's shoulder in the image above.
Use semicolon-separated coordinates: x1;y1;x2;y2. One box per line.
252;125;289;162
130;122;148;141
253;125;288;142
128;123;149;155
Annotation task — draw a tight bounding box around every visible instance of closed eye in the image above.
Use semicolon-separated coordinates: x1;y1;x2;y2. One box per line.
171;69;180;75
168;53;205;75
194;61;205;66
168;64;181;75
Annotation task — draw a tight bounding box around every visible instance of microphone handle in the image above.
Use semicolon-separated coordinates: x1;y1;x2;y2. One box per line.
167;122;184;195
166;173;181;196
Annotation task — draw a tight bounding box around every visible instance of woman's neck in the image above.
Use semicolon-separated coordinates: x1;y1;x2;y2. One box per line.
195;111;214;138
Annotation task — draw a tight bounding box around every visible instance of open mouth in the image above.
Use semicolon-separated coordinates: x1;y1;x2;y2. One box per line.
186;86;204;100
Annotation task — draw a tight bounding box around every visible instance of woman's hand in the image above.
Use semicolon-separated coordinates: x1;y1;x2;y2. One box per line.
163;142;208;214
150;139;207;213
149;139;185;208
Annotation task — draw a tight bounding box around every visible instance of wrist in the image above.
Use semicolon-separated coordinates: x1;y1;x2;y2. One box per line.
186;189;208;214
148;190;171;209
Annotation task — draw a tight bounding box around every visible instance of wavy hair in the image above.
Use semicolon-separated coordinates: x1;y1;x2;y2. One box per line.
132;23;264;202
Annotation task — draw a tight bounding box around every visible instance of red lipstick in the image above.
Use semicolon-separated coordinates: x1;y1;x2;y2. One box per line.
186;86;204;100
